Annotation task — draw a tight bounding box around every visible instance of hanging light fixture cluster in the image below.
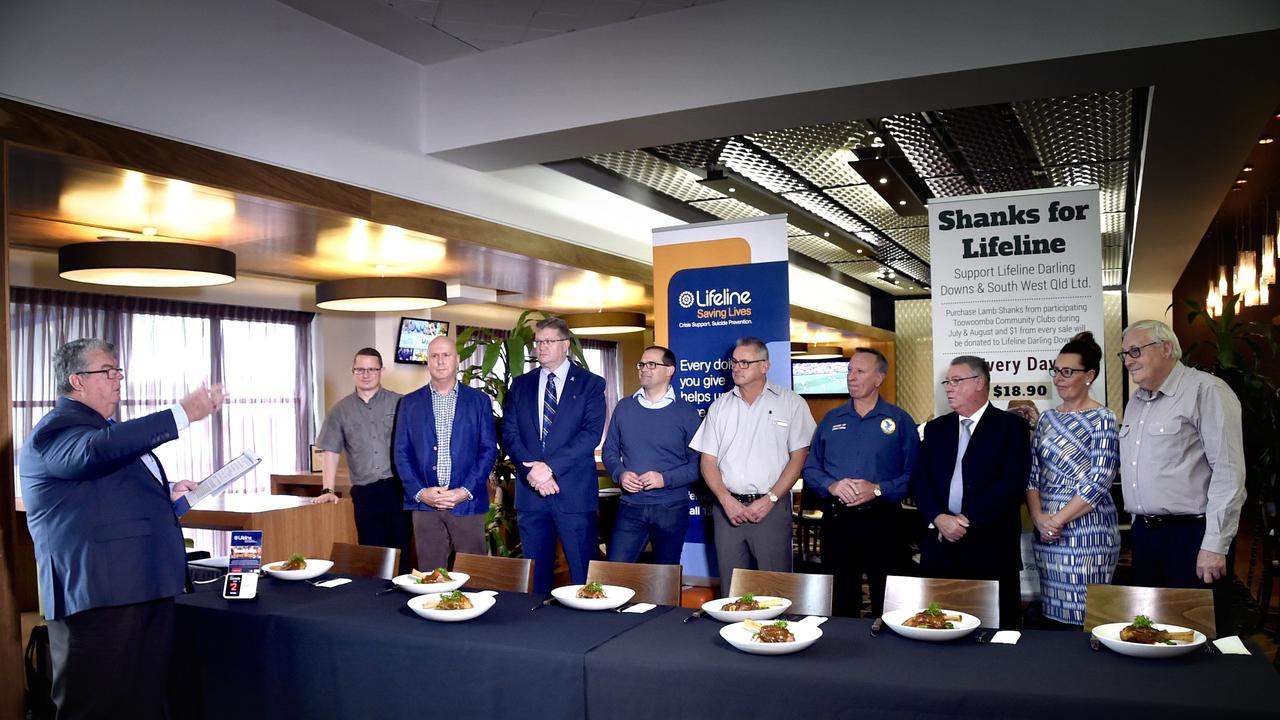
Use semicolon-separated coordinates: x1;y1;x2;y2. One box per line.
1206;220;1276;318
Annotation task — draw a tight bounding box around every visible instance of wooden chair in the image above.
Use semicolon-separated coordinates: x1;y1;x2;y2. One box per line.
329;542;400;580
452;553;534;593
728;569;834;616
585;560;682;606
1083;584;1215;638
882;575;1000;626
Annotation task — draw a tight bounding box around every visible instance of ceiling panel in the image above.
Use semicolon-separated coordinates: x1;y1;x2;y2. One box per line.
824;184;926;231
586;149;725;202
747;121;875;189
1015;90;1132;166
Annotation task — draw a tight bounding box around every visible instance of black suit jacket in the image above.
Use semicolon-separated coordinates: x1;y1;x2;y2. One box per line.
910;403;1030;572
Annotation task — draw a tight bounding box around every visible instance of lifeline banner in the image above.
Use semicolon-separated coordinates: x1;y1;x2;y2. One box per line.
652;214;790;578
929;186;1104;415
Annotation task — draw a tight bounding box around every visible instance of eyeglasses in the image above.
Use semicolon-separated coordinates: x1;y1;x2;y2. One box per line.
533;338;570;347
1116;341;1160;360
635;361;673;370
76;367;125;379
352;367;382;375
1049;366;1088;378
728;359;766;369
939;375;979;388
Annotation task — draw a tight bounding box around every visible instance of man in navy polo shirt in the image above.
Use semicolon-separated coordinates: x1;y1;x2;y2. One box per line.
602;345;702;564
804;347;919;617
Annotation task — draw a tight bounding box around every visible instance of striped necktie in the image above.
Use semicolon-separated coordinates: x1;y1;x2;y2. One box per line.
541;372;558;446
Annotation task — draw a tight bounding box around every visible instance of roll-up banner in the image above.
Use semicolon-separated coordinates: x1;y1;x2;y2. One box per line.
928;186;1104;416
652;214;790;578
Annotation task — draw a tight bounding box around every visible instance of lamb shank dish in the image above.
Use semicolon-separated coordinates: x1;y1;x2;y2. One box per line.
1119;615;1195;644
902;602;961;629
576;581;607;599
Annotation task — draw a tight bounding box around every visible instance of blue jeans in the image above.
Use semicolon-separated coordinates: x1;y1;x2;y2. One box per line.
606;498;689;565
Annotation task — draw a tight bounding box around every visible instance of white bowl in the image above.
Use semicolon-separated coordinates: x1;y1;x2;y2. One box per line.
701;596;792;623
392;572;469;595
550;584;635;610
1091;622;1207;658
407;592;496;622
719;620;822;655
881;608;981;641
262;558;334;581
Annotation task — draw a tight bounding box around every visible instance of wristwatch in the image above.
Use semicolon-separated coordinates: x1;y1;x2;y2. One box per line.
768;492;779;503
872;484;882;498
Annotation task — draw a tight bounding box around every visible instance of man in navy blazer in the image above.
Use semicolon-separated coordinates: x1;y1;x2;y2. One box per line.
20;338;224;719
910;355;1030;629
501;317;606;592
395;336;497;571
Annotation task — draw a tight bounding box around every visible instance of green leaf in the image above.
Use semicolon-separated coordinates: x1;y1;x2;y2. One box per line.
1133;614;1153;628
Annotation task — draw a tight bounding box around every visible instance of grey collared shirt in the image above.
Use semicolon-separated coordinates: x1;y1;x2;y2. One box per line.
689;382;815;494
317;387;403;486
1119;363;1246;554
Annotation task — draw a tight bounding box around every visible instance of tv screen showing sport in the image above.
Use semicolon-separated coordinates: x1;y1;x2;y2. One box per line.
395;317;450;364
792;359;849;396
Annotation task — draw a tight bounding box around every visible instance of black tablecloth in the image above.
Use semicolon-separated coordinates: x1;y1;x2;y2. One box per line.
584;611;1280;720
176;575;671;720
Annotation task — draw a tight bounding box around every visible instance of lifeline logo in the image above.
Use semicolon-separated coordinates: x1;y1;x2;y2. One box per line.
679;287;753;319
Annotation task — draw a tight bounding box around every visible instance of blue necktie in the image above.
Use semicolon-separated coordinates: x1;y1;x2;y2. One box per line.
947;418;973;514
541;373;558;447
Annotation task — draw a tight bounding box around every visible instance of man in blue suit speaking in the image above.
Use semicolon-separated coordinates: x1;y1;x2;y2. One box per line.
501;317;606;593
20;338;224;719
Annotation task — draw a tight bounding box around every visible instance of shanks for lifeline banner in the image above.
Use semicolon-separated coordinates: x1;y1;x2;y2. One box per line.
653;214;790;578
929;186;1104;416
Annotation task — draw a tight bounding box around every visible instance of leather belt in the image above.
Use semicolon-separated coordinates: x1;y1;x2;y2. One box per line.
1137;514;1205;527
730;493;766;504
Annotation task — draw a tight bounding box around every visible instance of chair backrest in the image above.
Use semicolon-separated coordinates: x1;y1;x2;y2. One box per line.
728;569;833;616
329;542;400;580
586;560;682;606
1083;584;1215;638
452;553;534;593
882;575;1000;626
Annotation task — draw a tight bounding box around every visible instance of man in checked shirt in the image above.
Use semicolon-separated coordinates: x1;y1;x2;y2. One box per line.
1118;320;1244;628
395;336;497;570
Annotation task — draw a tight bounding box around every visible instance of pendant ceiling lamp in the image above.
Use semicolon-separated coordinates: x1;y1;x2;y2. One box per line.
794;344;845;360
563;311;647;335
315;277;448;312
58;238;236;287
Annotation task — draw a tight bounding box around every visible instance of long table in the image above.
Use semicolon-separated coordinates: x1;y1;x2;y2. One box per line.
176;576;1280;720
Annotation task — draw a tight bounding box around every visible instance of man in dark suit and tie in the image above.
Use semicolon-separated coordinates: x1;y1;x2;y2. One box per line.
501;317;606;592
910;355;1030;629
20;338;224;719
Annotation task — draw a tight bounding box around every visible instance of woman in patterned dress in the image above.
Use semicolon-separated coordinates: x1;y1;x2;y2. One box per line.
1026;331;1120;627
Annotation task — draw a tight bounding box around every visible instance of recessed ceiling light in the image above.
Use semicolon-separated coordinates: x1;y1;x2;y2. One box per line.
898;200;907;206
1242;165;1254;172
1236;178;1248;185
878;177;889;185
727;187;736;192
856;249;863;254
1260;138;1275;145
823;231;830;237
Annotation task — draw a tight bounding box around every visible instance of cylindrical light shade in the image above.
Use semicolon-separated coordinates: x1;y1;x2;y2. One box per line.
790;342;808;355
315;277;447;312
794;345;845;360
59;241;236;287
563;311;646;335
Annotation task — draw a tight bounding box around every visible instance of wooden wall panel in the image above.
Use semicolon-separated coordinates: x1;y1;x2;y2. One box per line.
0;140;25;720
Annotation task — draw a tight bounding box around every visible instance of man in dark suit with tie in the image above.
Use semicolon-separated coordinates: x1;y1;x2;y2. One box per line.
501;317;606;593
20;338;224;720
910;355;1030;629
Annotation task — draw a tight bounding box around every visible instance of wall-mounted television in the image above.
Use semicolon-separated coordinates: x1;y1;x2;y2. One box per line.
394;317;450;365
792;358;849;397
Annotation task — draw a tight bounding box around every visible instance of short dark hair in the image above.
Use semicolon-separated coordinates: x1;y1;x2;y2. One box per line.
734;336;769;360
55;338;115;394
645;345;676;367
950;355;989;385
1060;331;1101;378
535;316;571;339
853;347;888;375
353;347;383;367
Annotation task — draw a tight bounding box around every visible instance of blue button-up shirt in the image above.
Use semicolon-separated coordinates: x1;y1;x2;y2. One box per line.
803;395;919;502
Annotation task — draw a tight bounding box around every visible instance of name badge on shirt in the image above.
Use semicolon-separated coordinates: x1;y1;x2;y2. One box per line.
774;419;789;428
832;423;847;431
880;418;897;435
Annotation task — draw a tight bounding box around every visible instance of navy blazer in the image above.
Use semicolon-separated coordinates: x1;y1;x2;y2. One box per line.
910;404;1031;570
501;362;606;514
394;382;497;516
19;397;186;620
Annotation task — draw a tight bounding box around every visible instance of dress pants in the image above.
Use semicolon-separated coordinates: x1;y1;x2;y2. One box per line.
47;598;175;720
919;532;1022;629
412;509;486;571
606;498;690;565
821;500;907;617
349;477;413;572
1131;516;1232;634
519;507;598;593
711;495;793;579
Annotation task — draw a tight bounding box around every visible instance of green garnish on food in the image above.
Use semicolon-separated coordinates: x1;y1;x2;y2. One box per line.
926;601;943;616
739;592;755;604
1132;614;1153;628
585;581;604;593
288;553;306;564
771;620;788;628
440;590;464;602
435;568;451;580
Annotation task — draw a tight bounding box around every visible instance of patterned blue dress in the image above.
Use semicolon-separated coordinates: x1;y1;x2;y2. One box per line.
1028;407;1121;625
